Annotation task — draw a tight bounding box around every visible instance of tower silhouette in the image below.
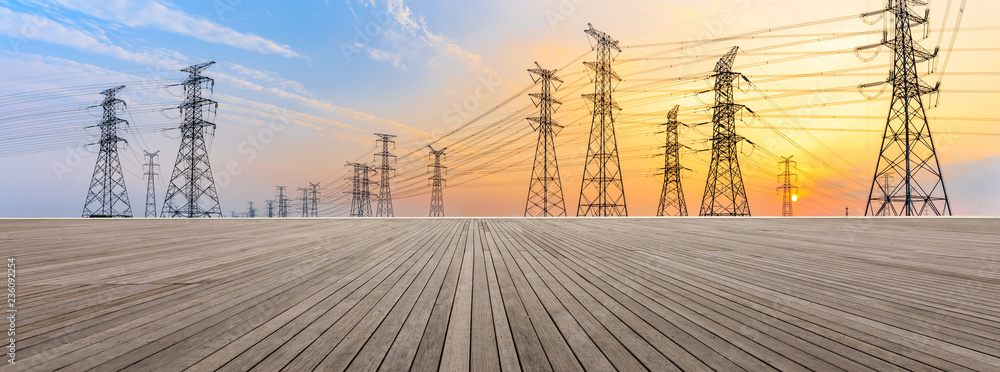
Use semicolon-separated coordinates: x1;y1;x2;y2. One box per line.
143;150;160;218
374;133;396;217
700;47;751;216
161;62;222;218
428;146;447;217
525;62;567;217
864;0;951;216
657;105;688;217
578;23;627;217
346;162;375;217
309;182;320;217
82;85;132;218
276;186;288;218
777;156;798;217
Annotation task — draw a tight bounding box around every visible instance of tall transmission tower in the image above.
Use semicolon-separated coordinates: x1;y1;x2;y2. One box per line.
876;172;895;216
298;187;310;217
309;182;320;217
524;62;567;217
700;46;751;216
247;201;257;218
657;105;689;217
346;162;375;217
578;23;627;217
374;133;396;217
161;61;222;218
863;0;950;216
143;150;160;218
777;156;799;217
428;146;448;217
266;200;275;218
276;186;288;218
82;85;132;218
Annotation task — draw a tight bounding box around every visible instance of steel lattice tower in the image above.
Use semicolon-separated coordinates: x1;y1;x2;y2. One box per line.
143;150;159;218
428;146;447;217
276;186;288;218
700;46;751;216
525;62;567;217
578;23;627;217
657;105;688;217
777;156;798;217
865;0;950;216
266;200;275;218
346;162;375;217
161;61;222;218
247;201;257;218
309;182;320;217
374;133;396;217
82;85;132;218
298;187;309;217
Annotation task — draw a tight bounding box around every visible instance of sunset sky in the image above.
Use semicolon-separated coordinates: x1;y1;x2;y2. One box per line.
1;0;999;217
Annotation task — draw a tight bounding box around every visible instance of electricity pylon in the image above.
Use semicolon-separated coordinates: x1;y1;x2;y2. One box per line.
276;186;288;218
309;182;320;217
298;187;309;217
700;46;751;216
374;133;396;217
266;200;275;218
876;171;895;216
428;146;447;217
346;162;376;217
657;105;688;217
161;61;222;218
143;150;159;217
247;201;257;218
777;156;798;217
82;85;132;218
524;62;567;217
862;0;951;216
578;23;627;217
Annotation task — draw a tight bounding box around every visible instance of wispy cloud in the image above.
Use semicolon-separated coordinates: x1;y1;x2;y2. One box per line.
0;6;185;66
47;0;301;58
384;0;486;72
225;62;311;96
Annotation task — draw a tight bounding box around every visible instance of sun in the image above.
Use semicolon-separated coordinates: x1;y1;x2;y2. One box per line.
792;195;799;202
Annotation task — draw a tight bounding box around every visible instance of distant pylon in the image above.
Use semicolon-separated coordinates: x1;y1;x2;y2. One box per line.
309;182;320;217
374;133;396;217
700;46;751;216
247;201;257;218
161;61;222;218
82;85;132;218
266;200;275;218
428;146;448;217
657;105;689;217
524;62;567;217
862;0;950;216
276;186;288;218
298;187;309;217
777;156;799;217
876;171;895;216
578;23;627;217
143;150;160;218
346;162;375;217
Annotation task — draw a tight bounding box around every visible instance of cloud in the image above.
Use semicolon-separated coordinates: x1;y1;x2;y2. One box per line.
225;62;311;96
48;0;300;58
365;46;407;71
0;6;185;66
384;0;485;72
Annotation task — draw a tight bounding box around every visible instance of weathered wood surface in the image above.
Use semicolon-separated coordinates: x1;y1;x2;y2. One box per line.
1;218;998;371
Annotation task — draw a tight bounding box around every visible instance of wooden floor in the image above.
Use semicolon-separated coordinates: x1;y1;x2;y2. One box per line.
2;218;1000;371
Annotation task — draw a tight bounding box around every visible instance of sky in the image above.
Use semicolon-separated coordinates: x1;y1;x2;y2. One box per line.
1;0;999;217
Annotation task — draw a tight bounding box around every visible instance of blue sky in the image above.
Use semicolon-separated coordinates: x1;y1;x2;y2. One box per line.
1;0;999;217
